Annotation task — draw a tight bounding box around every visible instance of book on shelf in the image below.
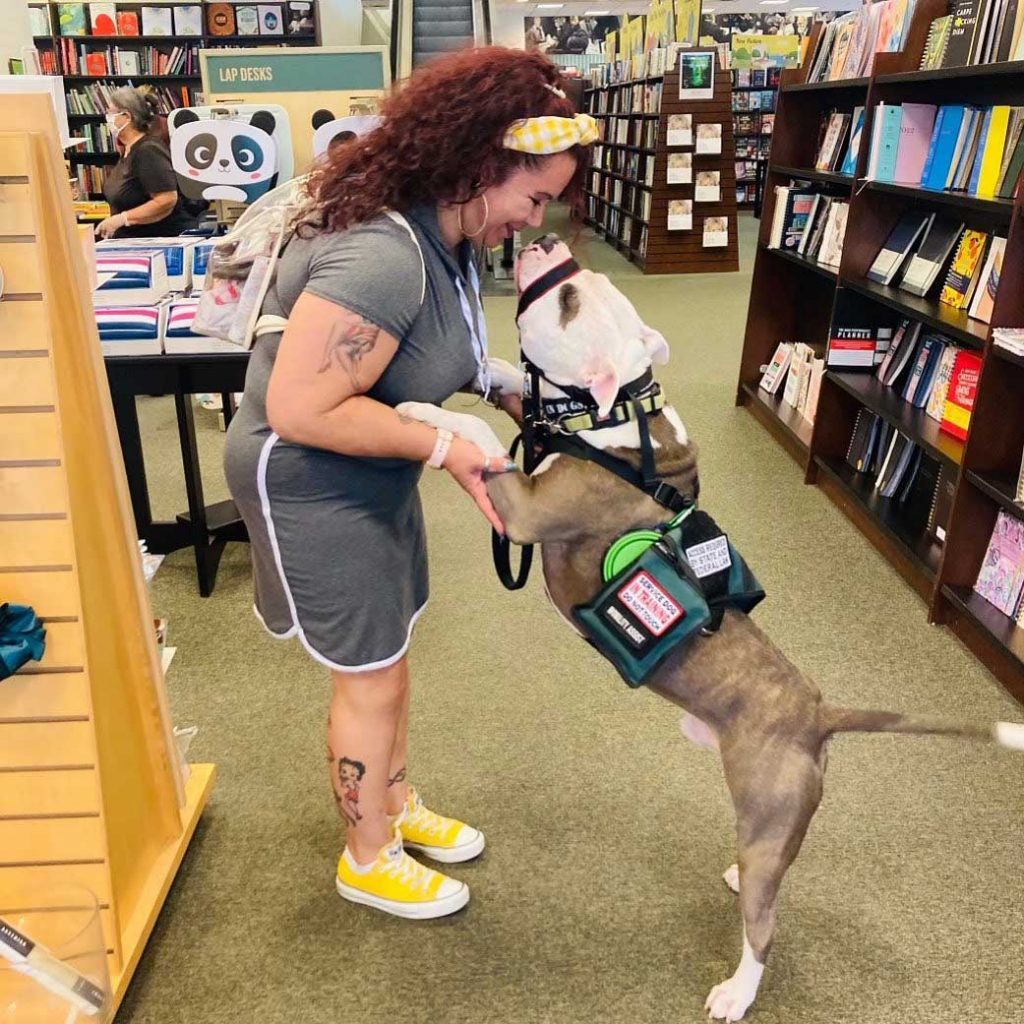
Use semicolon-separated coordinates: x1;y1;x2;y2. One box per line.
783;343;816;408
58;4;87;37
140;6;173;36
867;211;933;286
893;104;938;184
207;3;237;36
237;6;263;35
868;103;904;182
815;111;851;172
769;188;817;251
117;12;139;36
898;216;964;297
929;465;957;542
902;334;947;407
876;430;919;499
920;15;953;68
876;318;923;385
847;409;880;473
259;5;285;33
973;511;1024;617
817;201;849;270
806;1;916;84
840;107;866;176
939;229;989;309
967;235;1005;322
939;0;1024;67
803;358;826;424
902;450;944;530
993;327;1024;355
174;6;205;37
940;349;983;440
759;342;793;395
88;3;117;35
828;326;873;370
29;7;50;36
925;344;961;421
1017;444;1024;504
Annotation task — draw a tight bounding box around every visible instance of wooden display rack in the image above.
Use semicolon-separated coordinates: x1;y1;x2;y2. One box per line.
584;52;740;275
0;93;214;1014
735;3;1024;703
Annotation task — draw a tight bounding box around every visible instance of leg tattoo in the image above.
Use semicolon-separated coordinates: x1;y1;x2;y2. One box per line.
336;756;366;827
387;767;407;788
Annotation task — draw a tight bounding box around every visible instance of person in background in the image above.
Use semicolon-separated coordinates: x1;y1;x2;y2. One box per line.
94;86;198;240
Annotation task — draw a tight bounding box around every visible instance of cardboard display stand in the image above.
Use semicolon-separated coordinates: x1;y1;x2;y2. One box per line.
0;93;214;1015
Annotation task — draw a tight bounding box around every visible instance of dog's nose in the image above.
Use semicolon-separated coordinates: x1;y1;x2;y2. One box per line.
535;234;561;253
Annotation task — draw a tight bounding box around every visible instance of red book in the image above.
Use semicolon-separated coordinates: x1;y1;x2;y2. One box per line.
85;51;107;76
940;350;983;441
117;12;140;36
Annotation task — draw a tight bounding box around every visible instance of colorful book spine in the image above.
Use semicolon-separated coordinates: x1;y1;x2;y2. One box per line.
875;104;905;183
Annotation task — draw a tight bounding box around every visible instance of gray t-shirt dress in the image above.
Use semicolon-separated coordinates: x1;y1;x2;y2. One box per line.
223;204;480;671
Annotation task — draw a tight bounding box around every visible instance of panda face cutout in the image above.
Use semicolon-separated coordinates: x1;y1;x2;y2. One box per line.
311;110;382;161
170;109;279;204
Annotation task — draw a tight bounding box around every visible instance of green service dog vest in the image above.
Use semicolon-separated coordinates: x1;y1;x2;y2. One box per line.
572;510;765;688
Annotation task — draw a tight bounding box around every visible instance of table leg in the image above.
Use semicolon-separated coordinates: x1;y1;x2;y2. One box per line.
220;391;237;430
110;391;153;538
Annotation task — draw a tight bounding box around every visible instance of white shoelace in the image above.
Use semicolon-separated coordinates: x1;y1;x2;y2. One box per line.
381;844;433;893
404;801;448;839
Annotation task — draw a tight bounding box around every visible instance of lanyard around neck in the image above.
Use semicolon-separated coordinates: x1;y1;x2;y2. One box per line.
452;258;490;398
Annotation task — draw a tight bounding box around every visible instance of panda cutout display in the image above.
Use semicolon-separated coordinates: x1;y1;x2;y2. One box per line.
170;109;280;205
311;109;383;161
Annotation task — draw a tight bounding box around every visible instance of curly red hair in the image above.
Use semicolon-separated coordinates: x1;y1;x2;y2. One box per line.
304;47;588;232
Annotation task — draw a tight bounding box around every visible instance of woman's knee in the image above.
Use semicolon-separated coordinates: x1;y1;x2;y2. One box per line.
331;660;408;713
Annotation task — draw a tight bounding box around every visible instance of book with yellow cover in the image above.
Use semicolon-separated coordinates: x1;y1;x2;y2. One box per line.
939;229;988;310
976;105;1011;197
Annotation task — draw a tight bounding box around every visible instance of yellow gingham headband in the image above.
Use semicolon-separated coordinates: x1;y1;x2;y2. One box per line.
502;113;600;155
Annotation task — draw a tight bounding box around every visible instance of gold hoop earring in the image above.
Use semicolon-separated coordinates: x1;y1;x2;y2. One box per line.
457;193;489;240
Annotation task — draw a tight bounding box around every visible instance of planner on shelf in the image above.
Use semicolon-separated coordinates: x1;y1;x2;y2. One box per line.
922;0;1024;70
805;1;919;83
867;101;1024;197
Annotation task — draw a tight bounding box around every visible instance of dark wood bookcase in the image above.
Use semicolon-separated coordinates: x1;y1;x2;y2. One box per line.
736;3;1024;703
732;67;779;208
583;53;739;275
31;0;321;197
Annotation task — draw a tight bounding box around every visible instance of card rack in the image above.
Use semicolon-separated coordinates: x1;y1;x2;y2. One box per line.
583;52;739;275
735;6;1024;703
0;93;214;1013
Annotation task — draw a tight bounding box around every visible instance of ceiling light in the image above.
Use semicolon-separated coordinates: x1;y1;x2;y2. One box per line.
536;3;564;8
791;5;819;10
759;1;788;5
584;9;611;14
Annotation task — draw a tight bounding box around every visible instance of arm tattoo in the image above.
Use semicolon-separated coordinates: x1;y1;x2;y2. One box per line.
317;316;381;388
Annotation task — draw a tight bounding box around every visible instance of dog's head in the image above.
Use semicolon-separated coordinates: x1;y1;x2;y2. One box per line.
515;234;668;417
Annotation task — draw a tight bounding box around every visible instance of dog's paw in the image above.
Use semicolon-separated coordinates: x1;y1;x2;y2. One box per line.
705;975;758;1022
487;357;525;396
395;401;444;427
722;864;740;894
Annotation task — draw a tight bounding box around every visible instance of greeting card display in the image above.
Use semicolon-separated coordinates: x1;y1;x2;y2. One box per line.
696;123;722;155
668;199;693;231
703;216;728;247
667;152;692;185
667;113;693;147
695;170;721;202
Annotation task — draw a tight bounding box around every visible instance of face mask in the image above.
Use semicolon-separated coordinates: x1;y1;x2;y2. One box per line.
106;112;128;138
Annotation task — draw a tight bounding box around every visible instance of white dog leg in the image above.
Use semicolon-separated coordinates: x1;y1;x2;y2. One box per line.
486;357;525;397
722;864;740;894
705;931;765;1022
680;712;719;751
395;402;508;458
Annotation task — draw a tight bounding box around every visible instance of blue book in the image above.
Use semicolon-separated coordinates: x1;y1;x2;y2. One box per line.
918;106;948;186
922;105;965;190
967;107;992;195
912;340;947;409
876;105;905;183
841;106;866;176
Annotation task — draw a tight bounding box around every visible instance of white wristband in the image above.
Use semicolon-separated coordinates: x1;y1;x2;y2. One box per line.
427;428;454;469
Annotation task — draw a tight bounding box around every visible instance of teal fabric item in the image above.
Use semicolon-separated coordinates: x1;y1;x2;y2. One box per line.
572;515;765;688
0;603;47;681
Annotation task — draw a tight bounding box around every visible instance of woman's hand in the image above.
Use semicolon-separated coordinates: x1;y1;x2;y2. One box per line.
94;213;126;239
442;436;515;534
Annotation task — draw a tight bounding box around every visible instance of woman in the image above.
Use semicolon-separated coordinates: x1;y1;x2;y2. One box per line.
94;87;197;240
223;47;596;920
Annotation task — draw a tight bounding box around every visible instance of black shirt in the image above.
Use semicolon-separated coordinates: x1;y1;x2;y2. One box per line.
103;136;195;238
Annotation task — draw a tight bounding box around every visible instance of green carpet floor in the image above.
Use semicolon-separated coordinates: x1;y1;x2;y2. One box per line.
117;212;1024;1024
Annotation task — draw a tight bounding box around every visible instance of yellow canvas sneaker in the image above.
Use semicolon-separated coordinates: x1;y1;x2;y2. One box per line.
397;787;485;864
336;830;468;920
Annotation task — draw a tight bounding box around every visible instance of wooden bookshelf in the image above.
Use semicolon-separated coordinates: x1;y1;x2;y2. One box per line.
30;1;321;198
735;0;1024;703
584;51;739;275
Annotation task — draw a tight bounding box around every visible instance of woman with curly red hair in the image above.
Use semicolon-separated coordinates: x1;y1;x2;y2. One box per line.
223;47;597;919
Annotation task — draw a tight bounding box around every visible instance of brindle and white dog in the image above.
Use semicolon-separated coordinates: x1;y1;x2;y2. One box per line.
398;235;1024;1022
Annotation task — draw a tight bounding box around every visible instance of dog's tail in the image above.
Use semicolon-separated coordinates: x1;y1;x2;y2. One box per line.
819;705;1024;751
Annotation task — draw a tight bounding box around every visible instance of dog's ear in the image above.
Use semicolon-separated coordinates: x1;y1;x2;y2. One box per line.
581;354;620;418
641;324;670;365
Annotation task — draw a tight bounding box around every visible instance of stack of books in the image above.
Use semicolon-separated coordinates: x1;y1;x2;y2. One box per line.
66;82;203;116
973;511;1024;626
866;213;1006;322
920;0;1024;70
993;327;1024;357
806;0;919;83
768;187;850;269
866;102;1024;199
815;106;867;174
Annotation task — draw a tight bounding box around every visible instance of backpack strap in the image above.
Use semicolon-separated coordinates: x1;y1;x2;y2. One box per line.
250;210;428;342
384;210;427;307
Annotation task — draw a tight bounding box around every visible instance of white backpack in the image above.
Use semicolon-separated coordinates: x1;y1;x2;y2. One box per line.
191;177;425;349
